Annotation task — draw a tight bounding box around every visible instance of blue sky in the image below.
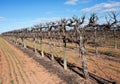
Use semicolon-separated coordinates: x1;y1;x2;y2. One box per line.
0;0;120;33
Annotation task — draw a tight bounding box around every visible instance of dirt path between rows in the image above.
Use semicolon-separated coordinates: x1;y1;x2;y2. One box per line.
0;37;65;84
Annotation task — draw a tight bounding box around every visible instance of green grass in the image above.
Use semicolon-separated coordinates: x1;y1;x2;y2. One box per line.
10;80;14;84
103;51;113;55
99;50;120;58
57;50;63;54
0;80;2;84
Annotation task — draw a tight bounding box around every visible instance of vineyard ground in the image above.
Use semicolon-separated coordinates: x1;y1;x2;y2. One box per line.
0;36;72;84
1;36;120;84
17;38;120;84
0;36;97;84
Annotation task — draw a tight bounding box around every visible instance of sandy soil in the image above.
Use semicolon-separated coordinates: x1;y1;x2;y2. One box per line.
1;37;120;84
25;38;120;83
0;37;65;84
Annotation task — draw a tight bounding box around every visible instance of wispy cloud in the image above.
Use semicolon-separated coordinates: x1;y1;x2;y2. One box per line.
9;17;61;29
80;0;91;3
64;0;79;5
64;0;91;5
0;17;6;21
31;17;61;24
81;2;120;13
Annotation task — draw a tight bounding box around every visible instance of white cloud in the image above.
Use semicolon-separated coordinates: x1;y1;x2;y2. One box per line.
81;2;120;13
0;17;6;21
64;0;79;5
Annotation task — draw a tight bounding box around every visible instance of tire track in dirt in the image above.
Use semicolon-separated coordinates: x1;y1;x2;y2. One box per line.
10;39;61;84
11;51;32;84
1;44;20;84
7;50;26;84
1;38;38;84
0;38;29;84
5;40;59;84
0;38;30;84
0;41;18;84
8;46;36;84
0;37;65;84
13;50;41;84
0;50;3;84
4;39;41;84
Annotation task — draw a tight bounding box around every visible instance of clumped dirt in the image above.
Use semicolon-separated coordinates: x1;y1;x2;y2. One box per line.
0;37;66;84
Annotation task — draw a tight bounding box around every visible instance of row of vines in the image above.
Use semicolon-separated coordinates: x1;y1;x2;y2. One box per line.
2;13;120;81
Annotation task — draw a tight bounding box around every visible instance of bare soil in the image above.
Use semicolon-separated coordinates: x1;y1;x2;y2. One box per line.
2;36;120;84
0;37;65;84
25;38;120;84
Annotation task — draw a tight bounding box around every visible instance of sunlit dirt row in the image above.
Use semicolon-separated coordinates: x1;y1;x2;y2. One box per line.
0;37;64;84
